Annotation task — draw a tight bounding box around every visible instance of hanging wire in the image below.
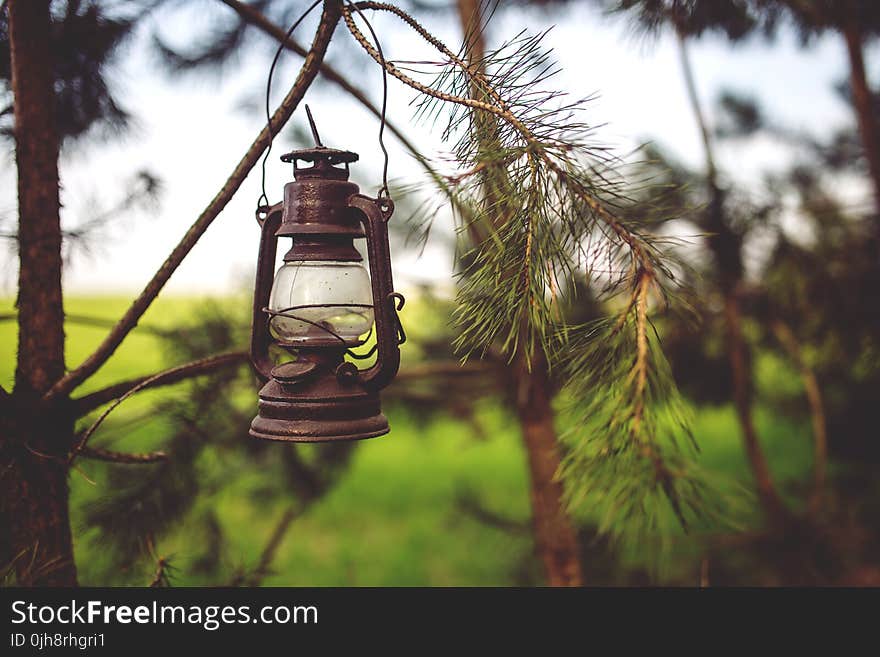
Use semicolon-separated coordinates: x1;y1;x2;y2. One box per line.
264;303;374;348
257;0;324;216
344;1;391;201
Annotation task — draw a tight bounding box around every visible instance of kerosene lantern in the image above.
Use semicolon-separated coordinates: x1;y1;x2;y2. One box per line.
249;116;404;442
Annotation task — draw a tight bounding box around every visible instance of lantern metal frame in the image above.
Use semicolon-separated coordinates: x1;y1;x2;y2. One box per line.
248;144;404;443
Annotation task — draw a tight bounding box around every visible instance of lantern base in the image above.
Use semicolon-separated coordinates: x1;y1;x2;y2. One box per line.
249;411;389;443
249;354;390;443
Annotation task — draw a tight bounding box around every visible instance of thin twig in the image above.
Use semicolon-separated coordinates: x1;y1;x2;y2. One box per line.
630;270;650;439
70;350;248;417
342;1;657;275
68;351;250;463
43;0;343;403
456;494;530;536
149;557;170;587
676;29;717;181
232;505;301;587
79;446;168;464
343;2;528;137
219;0;444;186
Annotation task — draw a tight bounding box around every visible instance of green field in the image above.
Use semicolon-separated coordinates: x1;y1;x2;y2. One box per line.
0;297;815;585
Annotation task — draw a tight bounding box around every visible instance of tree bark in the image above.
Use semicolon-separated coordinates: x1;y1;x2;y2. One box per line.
724;296;784;520
455;0;583;586
513;347;584;586
677;31;783;522
772;321;827;514
3;0;77;586
2;418;77;586
842;16;880;226
10;0;65;395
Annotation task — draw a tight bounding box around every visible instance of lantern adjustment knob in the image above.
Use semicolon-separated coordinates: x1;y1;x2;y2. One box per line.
270;360;318;384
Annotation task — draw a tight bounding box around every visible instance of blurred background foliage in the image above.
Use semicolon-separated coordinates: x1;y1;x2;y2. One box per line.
2;0;879;585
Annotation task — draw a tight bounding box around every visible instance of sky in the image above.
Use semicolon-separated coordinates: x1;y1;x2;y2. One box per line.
1;1;873;297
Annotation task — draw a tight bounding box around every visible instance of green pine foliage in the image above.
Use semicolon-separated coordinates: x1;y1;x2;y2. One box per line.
342;4;723;542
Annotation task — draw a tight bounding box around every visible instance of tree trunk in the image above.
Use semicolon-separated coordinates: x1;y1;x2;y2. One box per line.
724;295;784;521
455;0;583;586
772;321;827;515
513;347;584;586
676;32;783;522
2;417;77;586
2;0;77;586
842;17;880;227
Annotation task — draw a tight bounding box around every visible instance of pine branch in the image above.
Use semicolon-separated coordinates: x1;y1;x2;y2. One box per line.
68;351;250;463
42;0;343;403
336;2;715;541
148;556;172;587
231;505;301;587
79;446;168;464
456;492;530;536
70;350;248;417
62;170;162;262
218;0;430;173
343;3;531;143
218;0;477;240
343;1;663;282
675;30;717;181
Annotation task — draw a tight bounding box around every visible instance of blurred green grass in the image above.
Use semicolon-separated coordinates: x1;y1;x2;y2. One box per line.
0;297;815;585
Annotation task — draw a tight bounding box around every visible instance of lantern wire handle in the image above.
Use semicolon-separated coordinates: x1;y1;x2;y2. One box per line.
265;303;370;348
257;0;323;218
265;296;404;360
344;1;391;202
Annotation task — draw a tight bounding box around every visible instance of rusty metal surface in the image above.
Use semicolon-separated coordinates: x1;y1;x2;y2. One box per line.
349;194;400;392
277;151;361;238
250;204;283;381
281;147;358;167
248;145;403;443
283;236;362;262
249;348;389;442
278;177;362;237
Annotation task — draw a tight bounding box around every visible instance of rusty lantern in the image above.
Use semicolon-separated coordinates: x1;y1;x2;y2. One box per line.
249;130;404;443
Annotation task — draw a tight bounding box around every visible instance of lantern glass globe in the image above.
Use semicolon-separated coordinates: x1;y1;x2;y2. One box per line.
268;260;374;344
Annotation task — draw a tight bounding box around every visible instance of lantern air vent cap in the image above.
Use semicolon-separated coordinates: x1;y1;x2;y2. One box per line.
281;147;359;181
280;147;359;166
280;104;358;179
